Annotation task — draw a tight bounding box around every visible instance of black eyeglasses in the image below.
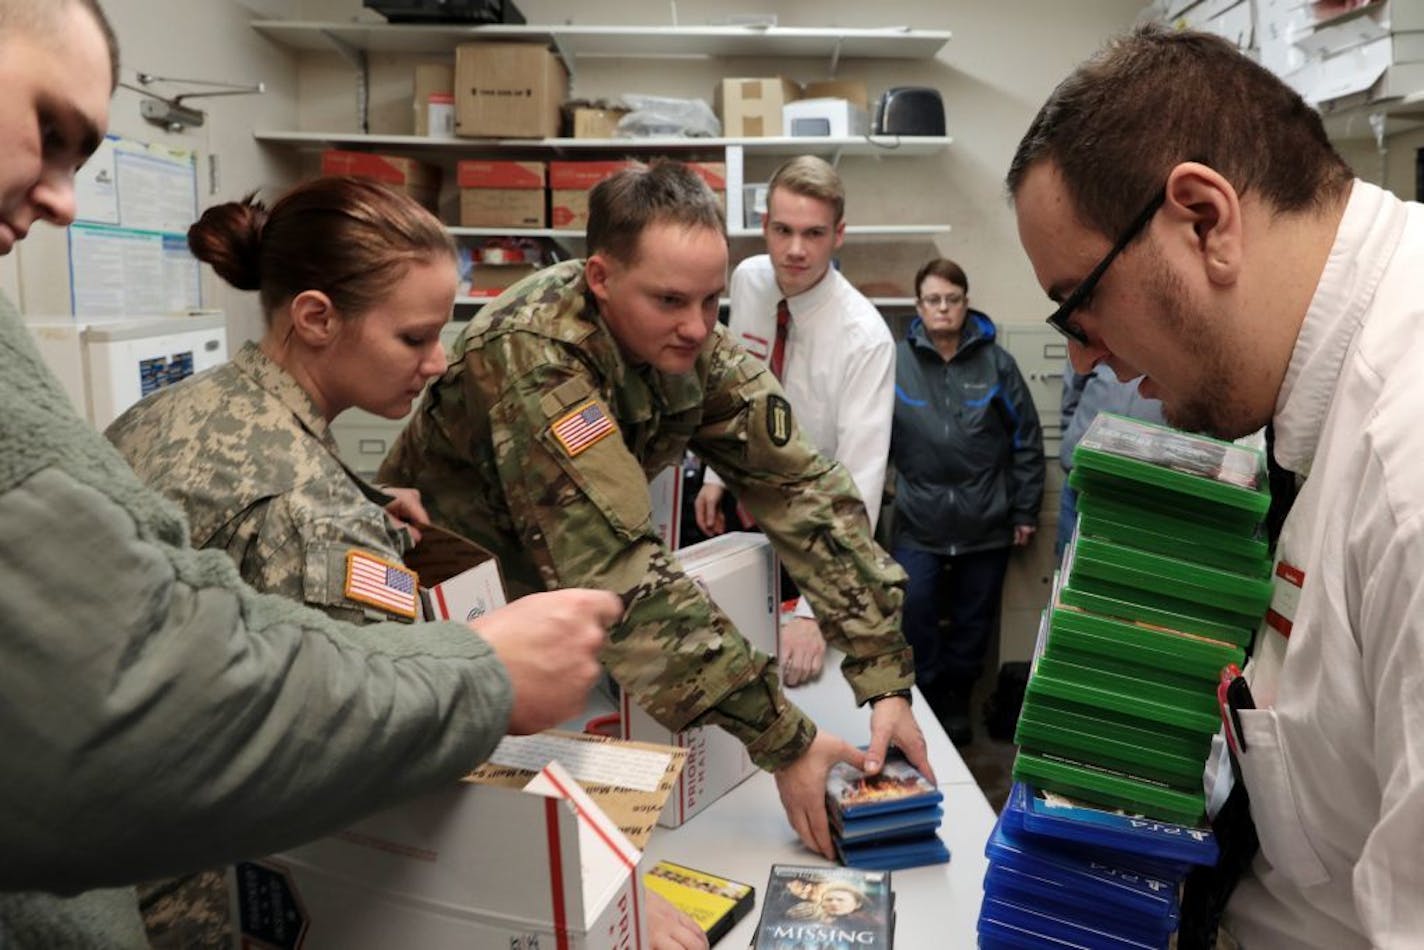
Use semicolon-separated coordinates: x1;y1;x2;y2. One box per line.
1046;185;1167;345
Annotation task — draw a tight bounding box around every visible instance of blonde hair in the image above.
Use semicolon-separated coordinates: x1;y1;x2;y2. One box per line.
768;155;845;223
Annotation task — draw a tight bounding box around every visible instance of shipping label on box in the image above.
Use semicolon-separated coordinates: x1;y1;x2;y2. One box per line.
716;77;802;137
621;532;778;827
455;41;568;139
233;740;685;950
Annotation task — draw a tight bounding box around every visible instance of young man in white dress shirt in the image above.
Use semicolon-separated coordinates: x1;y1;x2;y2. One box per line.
694;156;895;687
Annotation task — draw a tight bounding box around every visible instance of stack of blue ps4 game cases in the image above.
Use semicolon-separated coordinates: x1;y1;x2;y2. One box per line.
977;783;1218;949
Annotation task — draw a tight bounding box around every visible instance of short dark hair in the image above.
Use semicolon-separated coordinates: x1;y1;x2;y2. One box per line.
586;159;726;265
0;0;120;89
1006;25;1352;238
915;258;968;297
188;176;456;322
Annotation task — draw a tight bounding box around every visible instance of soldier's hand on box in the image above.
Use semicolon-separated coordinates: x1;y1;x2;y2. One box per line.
775;731;865;860
646;888;710;950
693;483;727;536
779;617;826;686
382;486;430;544
472;589;620;735
866;697;936;784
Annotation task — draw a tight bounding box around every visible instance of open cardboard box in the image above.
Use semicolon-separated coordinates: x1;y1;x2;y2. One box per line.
232;732;686;949
621;532;778;828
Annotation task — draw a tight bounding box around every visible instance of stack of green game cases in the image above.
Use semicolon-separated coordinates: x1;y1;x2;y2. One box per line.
1013;413;1273;826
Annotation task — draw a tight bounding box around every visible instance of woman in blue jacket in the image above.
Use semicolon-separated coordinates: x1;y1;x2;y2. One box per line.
890;258;1045;745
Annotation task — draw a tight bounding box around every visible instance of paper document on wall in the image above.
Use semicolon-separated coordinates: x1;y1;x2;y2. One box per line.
68;134;201;316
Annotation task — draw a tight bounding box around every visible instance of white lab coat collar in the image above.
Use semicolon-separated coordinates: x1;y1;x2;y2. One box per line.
1273;181;1406;478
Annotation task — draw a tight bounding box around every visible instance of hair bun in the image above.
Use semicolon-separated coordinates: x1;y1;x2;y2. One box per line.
187;193;267;291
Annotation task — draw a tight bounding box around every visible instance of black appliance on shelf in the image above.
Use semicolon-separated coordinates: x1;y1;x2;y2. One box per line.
363;0;525;24
872;86;946;136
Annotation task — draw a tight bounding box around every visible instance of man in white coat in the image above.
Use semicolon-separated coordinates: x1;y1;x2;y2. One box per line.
1009;25;1424;950
695;156;894;687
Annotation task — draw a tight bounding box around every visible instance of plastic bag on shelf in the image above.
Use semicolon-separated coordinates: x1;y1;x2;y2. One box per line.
615;94;722;138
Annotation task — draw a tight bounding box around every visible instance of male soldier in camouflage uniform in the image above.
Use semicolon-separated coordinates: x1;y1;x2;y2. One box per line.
381;160;933;858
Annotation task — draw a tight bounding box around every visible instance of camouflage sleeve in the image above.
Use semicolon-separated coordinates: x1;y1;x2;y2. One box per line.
694;337;915;705
242;488;416;626
487;355;815;771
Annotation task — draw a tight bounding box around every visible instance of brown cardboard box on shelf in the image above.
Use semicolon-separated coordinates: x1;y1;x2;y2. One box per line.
457;160;546;228
468;262;540;297
320;150;441;211
803;79;870;110
549;160;638;229
715;77;802;137
572;106;630;139
412;61;454;136
454;41;568;139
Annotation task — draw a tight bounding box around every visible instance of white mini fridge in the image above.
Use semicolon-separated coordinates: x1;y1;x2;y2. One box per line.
27;312;229;429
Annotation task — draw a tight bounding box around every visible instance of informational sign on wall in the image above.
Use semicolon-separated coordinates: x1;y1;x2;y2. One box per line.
68;134;201;316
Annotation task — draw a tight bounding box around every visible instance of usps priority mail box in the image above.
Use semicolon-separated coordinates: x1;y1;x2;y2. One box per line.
232;733;685;950
648;465;683;550
621;532;778;828
405;523;508;623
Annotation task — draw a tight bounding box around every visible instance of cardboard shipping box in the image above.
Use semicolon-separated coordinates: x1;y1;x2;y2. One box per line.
621;532;779;828
404;523;507;623
455;41;568;138
716;77;802;136
412;61;455;136
232;733;687;949
572;106;630;138
457;159;546;228
549;160;638;229
320;150;441;211
648;465;683;551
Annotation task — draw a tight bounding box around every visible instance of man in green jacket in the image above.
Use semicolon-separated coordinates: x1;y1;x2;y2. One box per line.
0;2;617;945
381;160;934;859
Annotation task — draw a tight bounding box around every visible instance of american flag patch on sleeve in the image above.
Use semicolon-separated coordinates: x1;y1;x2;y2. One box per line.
344;549;419;619
551;399;617;457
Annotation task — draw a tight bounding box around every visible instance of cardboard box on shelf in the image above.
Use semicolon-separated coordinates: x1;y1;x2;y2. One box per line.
412;61;454;136
457;159;547;228
803;79;870;110
468;261;541;297
572;106;630;138
549;160;639;229
231;733;686;949
320;150;441;211
620;532;779;828
454;41;568;139
715;77;802;137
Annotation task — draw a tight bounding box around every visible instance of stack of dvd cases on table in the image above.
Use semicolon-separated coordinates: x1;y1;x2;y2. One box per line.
979;413;1272;947
825;752;949;871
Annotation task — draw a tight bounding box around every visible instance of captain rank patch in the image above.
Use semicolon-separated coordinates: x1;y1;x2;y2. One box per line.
766;394;793;447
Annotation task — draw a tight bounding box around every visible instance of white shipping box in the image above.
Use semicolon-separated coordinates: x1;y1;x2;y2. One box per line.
621;532;779;828
405;523;508;623
233;736;685;949
648;465;684;550
782;98;869;138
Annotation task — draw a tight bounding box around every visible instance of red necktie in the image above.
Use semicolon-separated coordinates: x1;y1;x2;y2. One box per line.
769;299;790;379
736;299;791;531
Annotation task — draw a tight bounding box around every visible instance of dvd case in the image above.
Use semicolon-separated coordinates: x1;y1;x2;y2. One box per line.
825;752;942;821
1072;413;1268;508
642;859;755;946
752;865;893;949
1011;783;1218;867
